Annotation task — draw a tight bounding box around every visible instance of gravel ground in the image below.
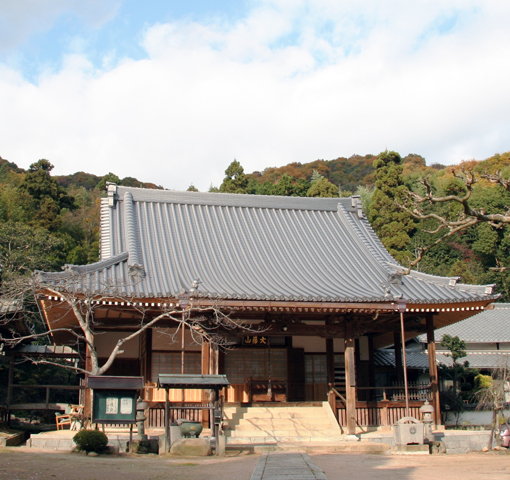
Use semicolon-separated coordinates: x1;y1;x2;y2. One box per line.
312;451;510;480
1;447;510;480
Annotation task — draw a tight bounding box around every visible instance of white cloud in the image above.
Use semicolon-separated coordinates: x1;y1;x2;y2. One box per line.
1;0;510;191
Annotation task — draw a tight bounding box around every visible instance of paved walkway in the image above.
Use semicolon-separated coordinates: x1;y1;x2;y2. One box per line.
250;452;328;480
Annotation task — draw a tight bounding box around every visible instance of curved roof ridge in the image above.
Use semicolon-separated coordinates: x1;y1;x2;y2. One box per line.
112;184;350;212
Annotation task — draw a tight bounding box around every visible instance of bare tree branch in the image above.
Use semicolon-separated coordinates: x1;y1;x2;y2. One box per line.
1;271;265;376
399;169;510;268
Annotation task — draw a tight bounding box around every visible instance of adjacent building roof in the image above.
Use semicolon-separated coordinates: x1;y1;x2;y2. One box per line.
417;303;510;344
374;349;510;370
37;185;497;306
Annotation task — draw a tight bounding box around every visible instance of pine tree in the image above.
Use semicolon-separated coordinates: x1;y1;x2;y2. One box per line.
368;151;415;264
219;160;248;194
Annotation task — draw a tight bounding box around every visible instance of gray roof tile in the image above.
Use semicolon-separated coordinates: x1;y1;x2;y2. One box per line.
38;186;497;304
417;303;510;343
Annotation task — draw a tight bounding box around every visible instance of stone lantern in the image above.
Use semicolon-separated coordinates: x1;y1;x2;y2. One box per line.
420;400;435;443
136;397;148;441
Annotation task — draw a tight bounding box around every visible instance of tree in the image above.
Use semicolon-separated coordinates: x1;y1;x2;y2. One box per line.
1;272;260;377
400;166;510;269
368;151;416;264
0;221;65;279
438;334;470;425
475;364;510;450
219;160;248;194
440;334;467;365
307;177;339;198
17;159;76;230
95;172;121;191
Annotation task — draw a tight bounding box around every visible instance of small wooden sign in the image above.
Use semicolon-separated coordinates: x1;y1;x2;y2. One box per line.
243;336;268;346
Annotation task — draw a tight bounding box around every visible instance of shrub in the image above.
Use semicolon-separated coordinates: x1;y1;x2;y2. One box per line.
73;430;108;453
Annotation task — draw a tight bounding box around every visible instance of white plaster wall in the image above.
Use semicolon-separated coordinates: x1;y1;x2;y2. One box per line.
445;410;501;427
152;327;202;351
94;332;139;358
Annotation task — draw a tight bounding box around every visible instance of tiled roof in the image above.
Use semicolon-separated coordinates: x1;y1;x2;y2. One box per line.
417;303;510;343
37;185;497;304
374;350;434;369
436;352;510;369
374;349;510;370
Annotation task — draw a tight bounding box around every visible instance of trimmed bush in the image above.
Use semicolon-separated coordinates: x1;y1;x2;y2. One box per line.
73;430;108;453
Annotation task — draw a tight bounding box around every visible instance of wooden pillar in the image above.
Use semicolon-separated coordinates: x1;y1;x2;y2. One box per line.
344;321;356;435
6;356;14;425
427;314;441;426
368;335;376;401
202;342;211;427
393;331;403;383
326;338;335;390
164;387;170;452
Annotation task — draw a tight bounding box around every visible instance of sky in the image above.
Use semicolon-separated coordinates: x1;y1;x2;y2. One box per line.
1;0;509;191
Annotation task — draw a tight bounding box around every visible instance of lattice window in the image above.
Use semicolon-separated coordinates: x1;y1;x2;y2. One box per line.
305;354;327;384
224;349;287;383
151;352;201;382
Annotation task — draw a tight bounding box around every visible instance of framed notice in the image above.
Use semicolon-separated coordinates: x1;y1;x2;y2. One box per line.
120;397;133;415
92;389;138;424
105;397;119;414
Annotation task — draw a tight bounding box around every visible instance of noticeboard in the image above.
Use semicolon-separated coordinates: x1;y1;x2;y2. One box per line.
92;389;137;424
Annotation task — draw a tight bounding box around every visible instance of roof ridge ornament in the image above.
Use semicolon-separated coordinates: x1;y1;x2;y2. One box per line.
128;263;145;279
350;195;364;219
106;182;118;208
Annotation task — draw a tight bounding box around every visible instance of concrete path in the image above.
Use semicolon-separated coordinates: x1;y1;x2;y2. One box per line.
250;452;328;480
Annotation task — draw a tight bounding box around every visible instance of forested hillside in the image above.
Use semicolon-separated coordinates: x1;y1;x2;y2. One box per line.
1;151;510;300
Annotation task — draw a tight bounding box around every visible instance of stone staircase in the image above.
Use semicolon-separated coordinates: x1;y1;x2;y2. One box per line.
223;402;344;446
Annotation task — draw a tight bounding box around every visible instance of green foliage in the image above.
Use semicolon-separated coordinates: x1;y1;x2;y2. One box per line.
219;160;248;193
368;151;415;264
440;334;467;365
0;221;65;278
73;430;108;453
474;374;493;390
17;159;76;230
187;184;199;192
96;172;121;191
307;177;339;197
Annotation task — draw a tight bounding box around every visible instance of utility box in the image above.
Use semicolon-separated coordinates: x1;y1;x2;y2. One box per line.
87;376;144;424
394;416;424;445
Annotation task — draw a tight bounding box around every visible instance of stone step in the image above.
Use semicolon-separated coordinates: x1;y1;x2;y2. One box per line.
224;407;326;415
228;415;331;428
226;412;329;421
229;423;337;435
227;429;337;438
226;435;348;444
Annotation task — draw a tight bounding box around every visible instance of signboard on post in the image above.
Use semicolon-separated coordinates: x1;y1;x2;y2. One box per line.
87;376;143;425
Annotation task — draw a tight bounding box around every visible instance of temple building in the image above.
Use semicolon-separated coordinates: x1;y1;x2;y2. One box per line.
36;184;498;433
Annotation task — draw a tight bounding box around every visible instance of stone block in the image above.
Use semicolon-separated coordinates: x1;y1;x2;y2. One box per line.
170;438;212;456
